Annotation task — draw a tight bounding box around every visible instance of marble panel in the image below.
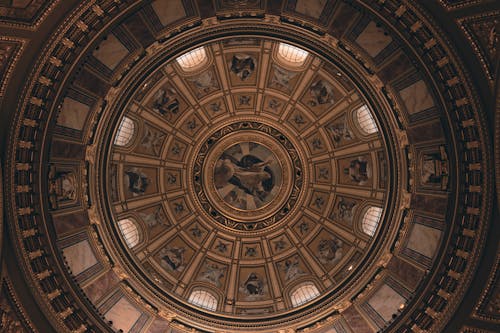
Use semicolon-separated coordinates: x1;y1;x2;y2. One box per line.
367;284;405;322
74;68;110;95
295;0;327;19
387;257;424;290
355;21;393;57
407;120;444;143
411;194;447;215
399;80;435;115
407;223;442;259
53;212;89;235
151;0;186;26
342;306;374;333
328;3;358;38
57;97;91;130
125;14;156;47
377;52;413;83
10;0;32;7
50;140;85;159
92;34;129;70
147;319;169;333
83;270;120;303
62;240;98;276
105;297;142;333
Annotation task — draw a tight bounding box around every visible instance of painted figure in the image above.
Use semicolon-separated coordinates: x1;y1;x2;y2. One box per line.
159;246;185;272
317;237;343;265
139;206;167;228
241;273;264;296
215;155;273;200
271;66;296;90
152;88;179;119
282;256;305;281
344;157;370;185
124;169;150;194
308;80;334;107
200;262;225;287
189;70;217;96
328;120;353;145
230;54;256;80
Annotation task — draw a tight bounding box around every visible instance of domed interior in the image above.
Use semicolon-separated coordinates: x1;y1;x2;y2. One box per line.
104;38;394;319
0;1;498;333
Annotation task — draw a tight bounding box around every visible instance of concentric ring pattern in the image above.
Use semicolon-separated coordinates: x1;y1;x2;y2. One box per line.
2;1;495;333
105;38;393;320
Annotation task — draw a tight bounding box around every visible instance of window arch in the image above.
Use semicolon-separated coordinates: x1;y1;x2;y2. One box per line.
188;289;218;311
117;218;140;248
355;104;378;135
176;46;208;71
290;282;320;307
114;116;135;146
362;206;383;236
277;42;309;66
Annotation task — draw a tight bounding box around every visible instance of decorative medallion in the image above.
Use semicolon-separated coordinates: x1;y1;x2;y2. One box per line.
192;121;304;231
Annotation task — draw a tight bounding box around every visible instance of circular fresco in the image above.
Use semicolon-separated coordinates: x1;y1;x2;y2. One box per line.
213;142;281;210
193;122;304;231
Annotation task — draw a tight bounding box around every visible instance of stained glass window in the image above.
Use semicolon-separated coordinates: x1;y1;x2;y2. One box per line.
355;104;378;134
278;42;309;66
188;289;218;311
117;218;140;248
362;206;383;236
290;282;320;307
176;46;208;70
114;116;135;146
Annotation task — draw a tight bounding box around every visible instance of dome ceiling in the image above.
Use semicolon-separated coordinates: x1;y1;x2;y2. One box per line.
1;1;497;333
104;37;394;321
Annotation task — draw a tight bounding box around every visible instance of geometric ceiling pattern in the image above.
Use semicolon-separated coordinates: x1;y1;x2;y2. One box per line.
107;37;391;320
0;1;498;333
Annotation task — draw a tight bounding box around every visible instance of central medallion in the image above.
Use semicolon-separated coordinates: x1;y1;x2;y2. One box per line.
214;142;281;211
191;121;304;231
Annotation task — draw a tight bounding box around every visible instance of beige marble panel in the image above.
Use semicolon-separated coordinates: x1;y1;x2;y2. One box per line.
92;34;129;70
295;0;327;19
399;80;435;115
62;240;98;276
367;284;405;322
151;0;186;26
407;223;441;258
105;297;142;333
355;21;393;57
57;97;91;130
11;0;32;7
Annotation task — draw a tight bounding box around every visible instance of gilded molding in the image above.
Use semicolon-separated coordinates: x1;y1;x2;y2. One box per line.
2;0;495;332
0;37;26;97
0;278;37;333
438;0;483;11
458;11;500;83
0;0;61;30
472;241;500;323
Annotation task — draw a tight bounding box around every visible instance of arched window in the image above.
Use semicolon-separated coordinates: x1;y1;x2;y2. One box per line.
277;42;309;66
176;46;208;71
114;116;135;146
362;206;383;236
117;218;140;248
188;289;218;311
290;282;320;307
355;104;378;135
